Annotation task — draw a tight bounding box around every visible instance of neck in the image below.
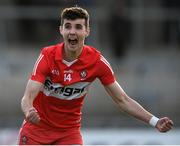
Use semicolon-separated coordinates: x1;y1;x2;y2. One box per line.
63;45;83;62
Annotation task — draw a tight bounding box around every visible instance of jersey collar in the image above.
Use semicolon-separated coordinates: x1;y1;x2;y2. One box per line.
55;42;86;62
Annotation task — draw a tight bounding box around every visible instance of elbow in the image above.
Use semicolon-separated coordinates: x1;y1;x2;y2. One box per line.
21;95;27;104
115;94;131;110
21;96;26;109
113;94;128;104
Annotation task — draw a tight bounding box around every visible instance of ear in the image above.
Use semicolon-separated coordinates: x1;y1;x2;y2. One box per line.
59;25;63;35
85;27;90;38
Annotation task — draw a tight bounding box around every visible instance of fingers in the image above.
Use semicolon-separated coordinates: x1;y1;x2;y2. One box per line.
26;107;41;124
163;117;174;127
160;123;171;132
158;117;174;132
168;119;174;126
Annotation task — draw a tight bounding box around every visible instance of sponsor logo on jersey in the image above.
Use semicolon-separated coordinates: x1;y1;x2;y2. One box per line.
64;70;74;73
43;78;90;100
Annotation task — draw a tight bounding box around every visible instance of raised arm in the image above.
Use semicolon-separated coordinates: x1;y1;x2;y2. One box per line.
104;81;173;132
21;79;43;124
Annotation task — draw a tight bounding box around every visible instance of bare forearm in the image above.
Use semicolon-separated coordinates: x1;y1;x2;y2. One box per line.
116;95;153;123
21;80;42;117
21;96;34;116
105;81;153;124
105;81;173;132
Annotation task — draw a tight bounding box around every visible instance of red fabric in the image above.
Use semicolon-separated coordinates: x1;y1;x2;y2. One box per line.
18;120;82;144
29;43;115;129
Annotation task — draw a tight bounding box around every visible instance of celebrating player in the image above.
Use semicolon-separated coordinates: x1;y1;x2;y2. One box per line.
18;6;173;145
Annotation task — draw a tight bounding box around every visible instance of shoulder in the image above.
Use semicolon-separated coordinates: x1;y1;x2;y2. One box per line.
96;52;114;74
40;43;63;61
83;45;112;66
41;43;60;55
78;45;102;66
84;45;110;65
83;45;101;60
84;45;101;54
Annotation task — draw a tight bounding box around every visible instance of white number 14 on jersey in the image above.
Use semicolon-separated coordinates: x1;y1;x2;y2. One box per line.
64;73;72;82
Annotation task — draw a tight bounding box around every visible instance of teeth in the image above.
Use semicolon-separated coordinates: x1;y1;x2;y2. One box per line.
69;39;78;45
69;38;77;41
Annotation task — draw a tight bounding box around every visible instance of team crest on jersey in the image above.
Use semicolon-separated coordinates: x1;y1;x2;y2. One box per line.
80;70;87;79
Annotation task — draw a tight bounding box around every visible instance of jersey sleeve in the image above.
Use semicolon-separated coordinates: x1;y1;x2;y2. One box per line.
96;55;116;85
30;49;50;83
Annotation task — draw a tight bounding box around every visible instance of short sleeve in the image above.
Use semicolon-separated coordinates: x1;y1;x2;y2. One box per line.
30;49;49;83
97;55;116;85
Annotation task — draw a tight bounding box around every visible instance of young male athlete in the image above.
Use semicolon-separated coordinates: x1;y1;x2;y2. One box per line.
18;6;173;145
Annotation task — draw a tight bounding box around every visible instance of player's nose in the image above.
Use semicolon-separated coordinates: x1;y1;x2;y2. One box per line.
69;27;76;34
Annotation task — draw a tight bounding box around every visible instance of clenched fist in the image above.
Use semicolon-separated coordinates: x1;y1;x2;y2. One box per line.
25;107;41;124
156;117;173;132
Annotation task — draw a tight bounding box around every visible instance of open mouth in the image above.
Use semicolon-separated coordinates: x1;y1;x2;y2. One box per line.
68;39;78;45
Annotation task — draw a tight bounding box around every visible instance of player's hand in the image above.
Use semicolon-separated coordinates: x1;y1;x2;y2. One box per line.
156;117;173;132
25;107;41;124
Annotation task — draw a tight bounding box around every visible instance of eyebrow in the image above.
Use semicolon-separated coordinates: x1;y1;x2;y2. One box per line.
64;22;71;26
64;22;85;28
76;24;83;26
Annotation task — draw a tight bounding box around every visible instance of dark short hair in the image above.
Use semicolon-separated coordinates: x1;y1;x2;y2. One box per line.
60;7;89;28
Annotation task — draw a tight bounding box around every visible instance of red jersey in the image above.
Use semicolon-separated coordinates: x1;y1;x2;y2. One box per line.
30;43;115;129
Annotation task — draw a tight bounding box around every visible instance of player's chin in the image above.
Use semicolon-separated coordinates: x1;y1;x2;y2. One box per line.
68;44;79;51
